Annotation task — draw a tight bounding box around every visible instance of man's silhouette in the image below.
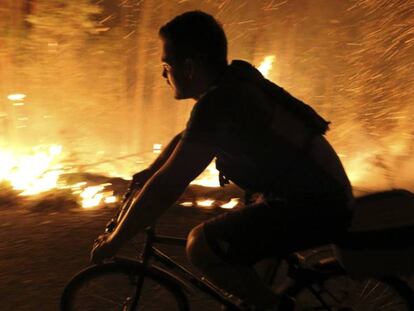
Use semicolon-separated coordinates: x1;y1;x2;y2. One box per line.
91;11;353;310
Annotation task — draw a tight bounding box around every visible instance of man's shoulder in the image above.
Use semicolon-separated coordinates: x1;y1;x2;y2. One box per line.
198;78;261;107
199;83;235;101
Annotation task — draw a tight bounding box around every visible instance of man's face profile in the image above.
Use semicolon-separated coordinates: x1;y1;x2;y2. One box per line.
161;39;190;100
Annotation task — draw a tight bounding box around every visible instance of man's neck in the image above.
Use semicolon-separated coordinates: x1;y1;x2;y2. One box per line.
193;66;226;100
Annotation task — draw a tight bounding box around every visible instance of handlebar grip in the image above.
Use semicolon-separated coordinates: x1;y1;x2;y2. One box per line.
105;218;117;233
104;187;142;234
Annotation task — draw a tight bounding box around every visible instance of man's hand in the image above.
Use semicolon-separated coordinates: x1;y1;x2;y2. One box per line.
90;233;119;264
90;139;215;265
131;169;152;188
123;169;153;201
92;169;154;264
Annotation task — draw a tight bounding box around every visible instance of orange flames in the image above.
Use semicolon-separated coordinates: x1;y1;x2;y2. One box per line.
0;145;117;208
0;145;63;195
257;55;276;78
190;162;221;188
0;56;278;209
2;56;390;210
0;144;238;209
181;198;240;209
0;142;242;209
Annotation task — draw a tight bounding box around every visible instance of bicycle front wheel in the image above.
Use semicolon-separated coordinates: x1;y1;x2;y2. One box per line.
61;261;189;311
291;274;414;311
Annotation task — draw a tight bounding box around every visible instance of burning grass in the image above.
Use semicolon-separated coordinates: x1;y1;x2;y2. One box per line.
0;168;244;214
0;144;246;211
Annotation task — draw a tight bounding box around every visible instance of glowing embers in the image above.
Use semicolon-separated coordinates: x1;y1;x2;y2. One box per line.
220;198;239;209
66;182;117;209
79;183;116;209
8;93;26;107
7;93;26;101
0;145;118;209
190;162;221;187
257;55;276;78
153;144;162;154
197;199;215;208
180;198;240;209
180;202;193;207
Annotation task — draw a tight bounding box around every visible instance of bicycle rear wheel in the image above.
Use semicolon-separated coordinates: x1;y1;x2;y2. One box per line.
61;261;189;311
291;274;414;311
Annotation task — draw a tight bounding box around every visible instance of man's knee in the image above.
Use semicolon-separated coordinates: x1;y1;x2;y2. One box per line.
186;224;221;269
186;224;207;268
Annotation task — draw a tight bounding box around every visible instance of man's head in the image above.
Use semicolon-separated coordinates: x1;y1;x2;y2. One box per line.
159;11;228;99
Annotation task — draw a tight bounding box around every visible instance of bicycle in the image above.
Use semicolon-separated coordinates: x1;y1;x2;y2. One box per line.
60;188;414;310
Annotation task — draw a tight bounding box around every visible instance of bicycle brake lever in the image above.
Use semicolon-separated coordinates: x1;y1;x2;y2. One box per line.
104;187;141;234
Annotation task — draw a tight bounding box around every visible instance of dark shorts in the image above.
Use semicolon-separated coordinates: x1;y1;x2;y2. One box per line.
203;196;352;265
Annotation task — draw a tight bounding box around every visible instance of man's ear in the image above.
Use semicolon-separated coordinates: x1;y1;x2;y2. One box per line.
184;58;195;79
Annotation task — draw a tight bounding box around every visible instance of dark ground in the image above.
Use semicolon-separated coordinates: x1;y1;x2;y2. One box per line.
0;186;237;311
2;184;414;310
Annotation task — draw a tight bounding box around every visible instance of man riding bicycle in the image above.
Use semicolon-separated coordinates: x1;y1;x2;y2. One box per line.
91;11;354;310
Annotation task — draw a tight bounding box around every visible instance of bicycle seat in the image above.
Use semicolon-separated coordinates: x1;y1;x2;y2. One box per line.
334;189;414;276
349;189;414;231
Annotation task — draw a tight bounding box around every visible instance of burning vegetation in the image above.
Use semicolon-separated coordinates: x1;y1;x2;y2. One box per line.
0;143;243;210
0;144;119;209
0;54;274;209
0;0;413;211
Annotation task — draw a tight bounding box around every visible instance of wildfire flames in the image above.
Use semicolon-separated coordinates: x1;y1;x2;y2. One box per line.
0;145;117;208
0;56;350;211
0;144;241;210
1;55;410;210
0;58;275;210
257;55;276;78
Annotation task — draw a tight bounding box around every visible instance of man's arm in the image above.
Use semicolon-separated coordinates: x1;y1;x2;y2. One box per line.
126;132;184;193
92;139;216;261
147;131;184;174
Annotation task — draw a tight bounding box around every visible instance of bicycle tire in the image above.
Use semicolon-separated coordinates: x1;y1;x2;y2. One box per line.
61;261;189;311
288;272;414;311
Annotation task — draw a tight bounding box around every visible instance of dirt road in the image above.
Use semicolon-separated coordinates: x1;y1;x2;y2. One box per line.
0;197;226;310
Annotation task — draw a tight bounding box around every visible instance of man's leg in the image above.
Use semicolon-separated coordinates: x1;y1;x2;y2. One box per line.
186;224;280;309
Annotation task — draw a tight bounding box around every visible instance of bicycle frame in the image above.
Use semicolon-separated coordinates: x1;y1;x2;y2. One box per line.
111;189;244;308
118;224;348;311
126;226;245;310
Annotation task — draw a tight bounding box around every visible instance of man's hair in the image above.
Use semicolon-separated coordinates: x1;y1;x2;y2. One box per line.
159;11;228;70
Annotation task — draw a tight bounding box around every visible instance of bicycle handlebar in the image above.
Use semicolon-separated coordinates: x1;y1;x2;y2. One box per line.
104;187;141;233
